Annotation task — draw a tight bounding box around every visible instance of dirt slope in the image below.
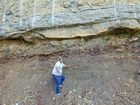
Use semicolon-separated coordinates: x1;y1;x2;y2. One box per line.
0;36;140;105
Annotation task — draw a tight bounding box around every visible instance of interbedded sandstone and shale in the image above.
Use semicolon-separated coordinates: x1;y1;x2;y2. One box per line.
0;0;140;105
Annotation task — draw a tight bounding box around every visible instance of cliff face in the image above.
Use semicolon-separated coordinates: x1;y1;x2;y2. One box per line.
0;1;140;105
0;0;140;40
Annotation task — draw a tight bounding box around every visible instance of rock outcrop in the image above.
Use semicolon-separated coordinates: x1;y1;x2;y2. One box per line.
0;0;140;41
0;1;140;105
0;36;140;105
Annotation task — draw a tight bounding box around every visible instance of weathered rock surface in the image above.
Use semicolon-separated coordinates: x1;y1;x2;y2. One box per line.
0;0;140;105
0;0;140;40
0;35;140;105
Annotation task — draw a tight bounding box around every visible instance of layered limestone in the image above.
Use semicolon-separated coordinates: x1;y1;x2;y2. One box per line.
0;0;140;40
0;1;140;105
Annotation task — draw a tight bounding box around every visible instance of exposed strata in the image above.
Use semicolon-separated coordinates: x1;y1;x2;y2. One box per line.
0;36;140;105
0;0;140;105
0;0;140;40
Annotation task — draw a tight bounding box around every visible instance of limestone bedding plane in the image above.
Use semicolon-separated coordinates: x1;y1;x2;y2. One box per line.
0;0;140;40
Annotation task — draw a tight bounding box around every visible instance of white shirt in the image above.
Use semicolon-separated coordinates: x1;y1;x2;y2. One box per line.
52;61;65;76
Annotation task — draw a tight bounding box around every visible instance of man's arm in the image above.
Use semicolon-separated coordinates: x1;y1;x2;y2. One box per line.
56;66;62;76
64;65;70;68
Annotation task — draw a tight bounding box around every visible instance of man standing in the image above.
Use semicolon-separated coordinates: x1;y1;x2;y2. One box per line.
52;56;69;95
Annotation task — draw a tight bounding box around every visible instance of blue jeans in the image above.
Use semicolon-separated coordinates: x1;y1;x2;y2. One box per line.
52;74;65;94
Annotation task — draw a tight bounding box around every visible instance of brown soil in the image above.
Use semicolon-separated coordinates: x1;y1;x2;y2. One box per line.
0;37;140;105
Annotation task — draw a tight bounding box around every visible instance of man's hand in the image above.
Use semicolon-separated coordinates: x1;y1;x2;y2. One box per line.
65;65;71;68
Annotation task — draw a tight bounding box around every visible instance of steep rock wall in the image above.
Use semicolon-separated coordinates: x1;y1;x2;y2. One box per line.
0;1;140;105
0;0;140;40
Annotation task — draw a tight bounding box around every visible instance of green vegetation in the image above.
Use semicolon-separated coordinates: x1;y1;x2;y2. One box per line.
133;32;140;37
102;31;140;39
124;32;131;38
26;43;33;47
102;33;111;39
0;42;3;46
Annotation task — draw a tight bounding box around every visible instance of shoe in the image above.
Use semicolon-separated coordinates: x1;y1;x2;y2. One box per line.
56;93;61;95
